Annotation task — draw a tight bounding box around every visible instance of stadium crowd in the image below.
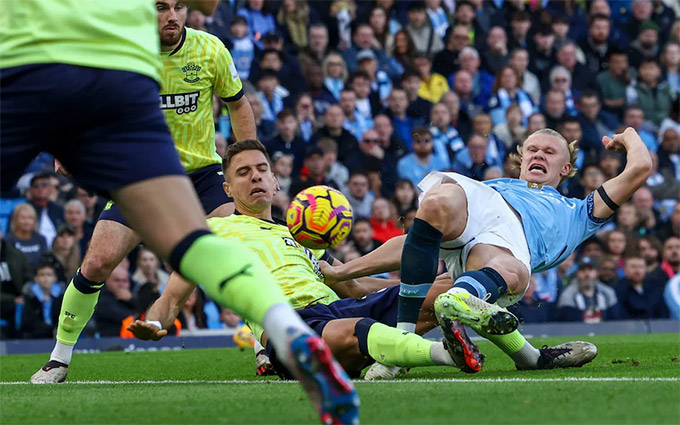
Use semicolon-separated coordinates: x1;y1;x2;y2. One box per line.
1;0;680;340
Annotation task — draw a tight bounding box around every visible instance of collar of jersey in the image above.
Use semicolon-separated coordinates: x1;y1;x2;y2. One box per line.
167;28;187;57
233;209;284;226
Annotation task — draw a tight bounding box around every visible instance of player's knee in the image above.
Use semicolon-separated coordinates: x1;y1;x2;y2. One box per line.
417;187;462;233
485;258;529;294
81;252;119;282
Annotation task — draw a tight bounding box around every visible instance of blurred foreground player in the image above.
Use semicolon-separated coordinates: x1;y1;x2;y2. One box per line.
324;127;652;378
1;1;358;423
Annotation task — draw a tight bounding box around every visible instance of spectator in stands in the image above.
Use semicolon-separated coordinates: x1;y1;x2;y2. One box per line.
314;104;359;163
51;225;80;280
401;71;432;124
597;48;634;118
550;15;573;50
430;102;464;163
321;53;348;102
576;91;620;155
295;94;317;143
548;66;579;116
387;88;416;148
542;89;569;130
473;113;505;166
277;0;316;52
26;172;63;248
454;47;494;107
639;235;667;285
629;21;661;69
657;128;680;180
452;133;489;181
343;172;375;219
488;66;535;126
341;23;388;73
344;129;384;174
63;199;92;255
368;6;394;53
271;152;293;195
481;26;509;76
257;48;307;99
424;0;450;40
664;274;680;319
298;24;330;71
527;112;547;135
290;146;337;196
246;93;276;142
179;287;209;332
441;91;472;141
397;126;449;186
432;24;471;79
94;264;135;337
528;25;556;83
369;198;402;244
578;164;605;198
451;69;483;120
507;276;554;324
658;236;680;280
348;69;380;120
5;204;47;270
507;10;531;51
623;107;657;151
318;138;349;192
228;17;254;80
132;247;169;295
237;0;276;49
0;230;33;339
509;48;541;105
350;217;382;256
414;53;449;104
305;64;336;118
256;69;286;122
605;229;632;277
492;103;525;149
75;188;104;227
265;109;306;172
388;30;417;76
580;14;615;76
20;262;63;339
661;41;680;95
615;255;669;319
390;179;417;218
555;41;593;92
628;59;674;127
600;150;624;182
357;49;393;104
557;256;621;322
404;1;444;56
339;89;373;142
598;255;620;286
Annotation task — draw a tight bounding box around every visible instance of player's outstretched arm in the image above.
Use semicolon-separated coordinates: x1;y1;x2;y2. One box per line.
227;96;257;141
594;127;653;219
128;273;195;341
322;235;406;285
327;274;398;299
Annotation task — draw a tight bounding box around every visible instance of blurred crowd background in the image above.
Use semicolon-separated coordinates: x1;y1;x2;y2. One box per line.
1;0;679;340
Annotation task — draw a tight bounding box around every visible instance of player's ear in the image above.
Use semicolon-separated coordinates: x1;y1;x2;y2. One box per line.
560;161;572;177
273;174;280;193
223;181;232;197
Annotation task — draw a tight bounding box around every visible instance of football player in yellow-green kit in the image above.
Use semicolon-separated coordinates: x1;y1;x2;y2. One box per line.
7;1;358;422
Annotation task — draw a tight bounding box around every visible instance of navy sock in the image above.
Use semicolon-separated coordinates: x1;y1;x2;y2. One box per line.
453;267;508;303
353;318;377;356
398;218;442;325
168;229;212;271
71;269;104;294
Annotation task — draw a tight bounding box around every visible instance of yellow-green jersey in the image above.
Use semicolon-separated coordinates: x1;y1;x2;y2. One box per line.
0;0;160;81
160;28;243;172
207;213;340;338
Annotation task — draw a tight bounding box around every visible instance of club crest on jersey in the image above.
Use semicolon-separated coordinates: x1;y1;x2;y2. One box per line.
160;91;200;115
527;182;543;190
182;62;201;83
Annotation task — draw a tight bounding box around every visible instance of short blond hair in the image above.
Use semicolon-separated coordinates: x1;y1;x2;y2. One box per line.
509;129;579;184
9;203;38;234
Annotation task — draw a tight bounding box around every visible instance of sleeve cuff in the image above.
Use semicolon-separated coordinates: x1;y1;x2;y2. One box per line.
586;192;610;224
221;88;244;103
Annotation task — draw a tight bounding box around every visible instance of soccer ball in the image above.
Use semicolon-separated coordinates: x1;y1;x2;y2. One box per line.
287;185;353;249
232;324;254;348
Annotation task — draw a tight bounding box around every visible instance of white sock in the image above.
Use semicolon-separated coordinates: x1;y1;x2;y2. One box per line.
261;303;312;361
50;341;74;365
253;338;266;354
396;322;416;333
510;342;541;369
429;342;455;366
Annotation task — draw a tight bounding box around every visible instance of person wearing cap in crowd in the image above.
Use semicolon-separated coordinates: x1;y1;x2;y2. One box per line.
25;172;64;248
289;145;337;197
557;256;622;323
356;49;393;104
629;21;661;69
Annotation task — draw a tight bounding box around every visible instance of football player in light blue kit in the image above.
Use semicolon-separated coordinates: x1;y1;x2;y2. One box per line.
323;127;652;377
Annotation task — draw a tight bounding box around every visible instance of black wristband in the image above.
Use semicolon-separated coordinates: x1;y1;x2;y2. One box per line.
597;186;620;211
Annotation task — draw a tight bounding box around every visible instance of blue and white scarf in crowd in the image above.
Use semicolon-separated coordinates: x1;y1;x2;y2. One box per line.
491;88;535;125
343;111;374;141
230;37;254;80
30;281;64;327
299;119;314;142
430;125;464;167
324;77;344;101
427;7;449;39
564;89;578;115
258;86;288;122
372;70;393;104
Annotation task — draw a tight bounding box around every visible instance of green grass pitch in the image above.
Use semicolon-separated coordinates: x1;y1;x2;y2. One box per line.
1;333;679;424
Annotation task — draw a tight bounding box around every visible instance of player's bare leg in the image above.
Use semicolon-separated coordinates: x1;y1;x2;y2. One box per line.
115;176;359;424
31;220;141;384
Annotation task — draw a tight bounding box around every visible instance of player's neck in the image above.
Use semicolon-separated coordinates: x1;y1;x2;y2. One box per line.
236;204;273;221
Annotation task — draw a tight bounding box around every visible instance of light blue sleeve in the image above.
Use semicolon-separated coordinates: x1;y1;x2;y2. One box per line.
664;276;680;320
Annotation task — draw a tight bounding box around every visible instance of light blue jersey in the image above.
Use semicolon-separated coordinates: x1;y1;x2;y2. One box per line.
484;178;610;273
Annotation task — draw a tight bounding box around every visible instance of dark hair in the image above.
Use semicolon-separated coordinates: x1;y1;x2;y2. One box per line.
258;68;279;82
261;48;282;60
353;217;372;227
407;1;426;13
276;108;296;122
639;235;663;262
512;10;530;22
580;90;600;101
455;0;474;11
230;16;247;26
349;171;369;181
411;125;431;138
35;261;56;274
558;116;581;130
222;139;271;177
589;13;610;26
348;70;371;85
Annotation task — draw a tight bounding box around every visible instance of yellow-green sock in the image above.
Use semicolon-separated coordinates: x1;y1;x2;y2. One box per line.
366;322;436;367
56;272;103;346
481;329;540;368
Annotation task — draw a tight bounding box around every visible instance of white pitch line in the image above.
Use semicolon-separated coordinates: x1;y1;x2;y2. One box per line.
1;377;678;386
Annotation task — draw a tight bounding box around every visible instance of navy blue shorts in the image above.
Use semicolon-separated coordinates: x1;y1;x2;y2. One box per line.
98;164;232;227
265;286;399;379
0;64;185;196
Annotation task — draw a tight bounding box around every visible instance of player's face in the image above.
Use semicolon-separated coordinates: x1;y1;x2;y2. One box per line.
226;150;277;213
519;133;572;188
157;1;187;49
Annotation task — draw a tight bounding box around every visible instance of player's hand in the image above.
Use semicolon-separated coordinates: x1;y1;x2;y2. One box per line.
128;320;168;341
602;127;639;153
319;260;342;287
54;159;70;177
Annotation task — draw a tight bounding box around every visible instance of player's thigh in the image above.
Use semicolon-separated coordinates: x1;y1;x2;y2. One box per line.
0;65;61;194
81;218;142;282
416;181;468;241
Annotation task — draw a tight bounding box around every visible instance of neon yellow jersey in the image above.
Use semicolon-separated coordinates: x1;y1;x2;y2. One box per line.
0;0;160;81
160;28;243;172
207;214;340;338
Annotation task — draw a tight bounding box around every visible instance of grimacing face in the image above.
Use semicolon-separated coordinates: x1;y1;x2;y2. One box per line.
519;133;572;188
225;150;278;213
